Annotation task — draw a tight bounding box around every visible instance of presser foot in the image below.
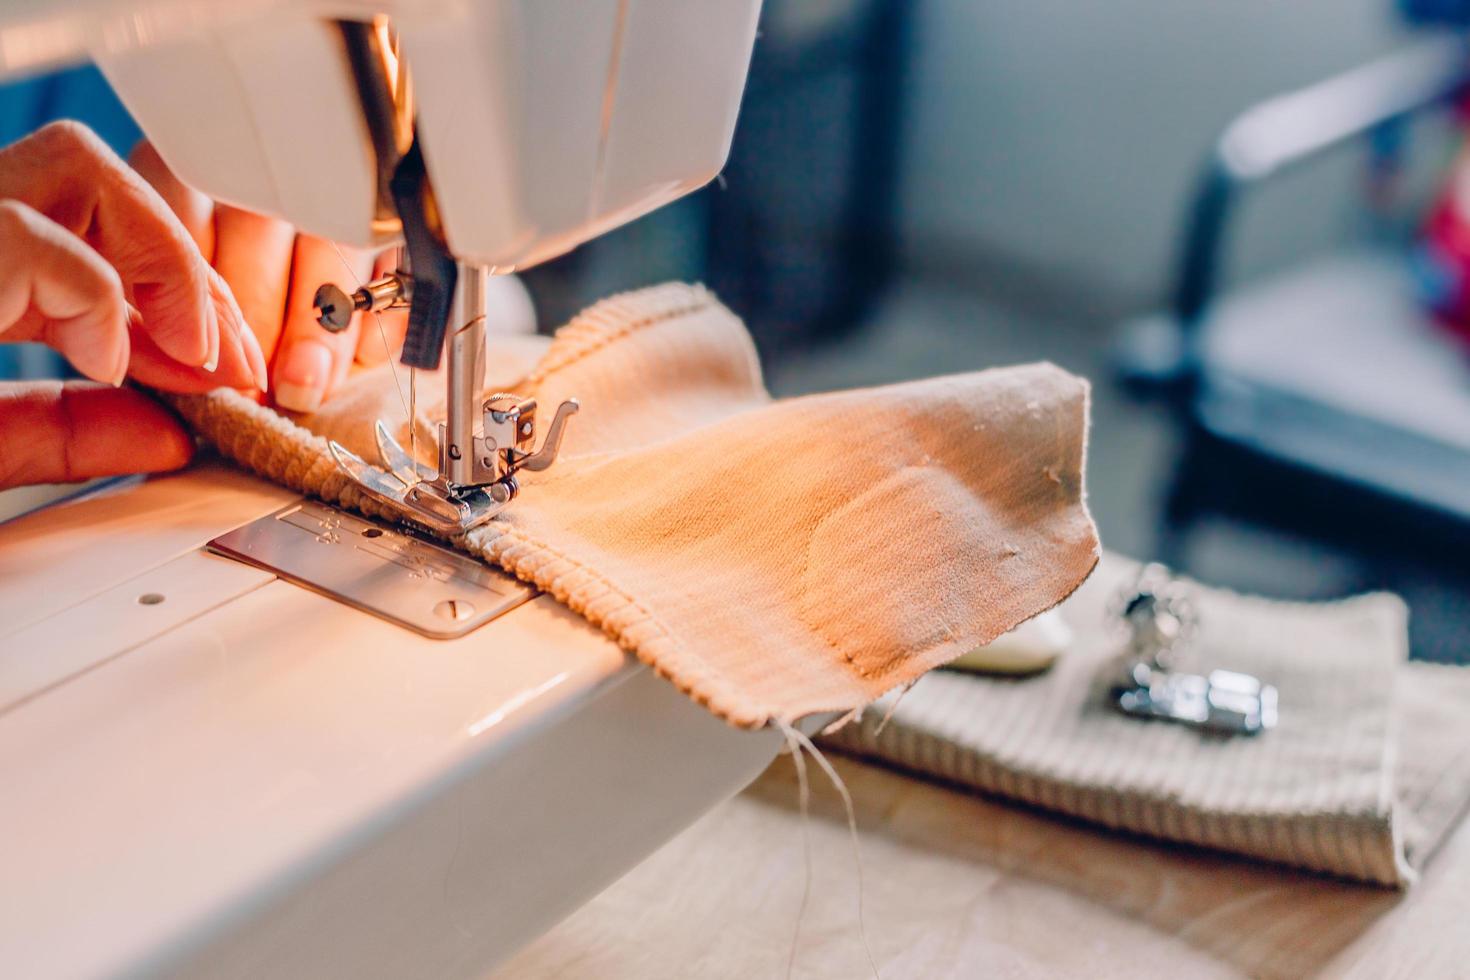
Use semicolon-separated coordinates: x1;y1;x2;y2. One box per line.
1106;563;1278;736
329;434;515;536
328;397;579;536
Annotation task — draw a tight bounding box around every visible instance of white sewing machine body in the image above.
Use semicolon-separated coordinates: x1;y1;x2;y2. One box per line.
0;466;780;977
0;2;772;970
1;0;763;267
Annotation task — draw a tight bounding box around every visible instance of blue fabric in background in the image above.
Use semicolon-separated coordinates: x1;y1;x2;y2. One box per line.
1401;0;1470;24
0;62;140;154
0;63;140;380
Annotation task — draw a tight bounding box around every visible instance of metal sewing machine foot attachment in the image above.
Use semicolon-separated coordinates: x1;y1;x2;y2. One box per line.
314;258;579;537
1107;563;1278;736
327;395;579;537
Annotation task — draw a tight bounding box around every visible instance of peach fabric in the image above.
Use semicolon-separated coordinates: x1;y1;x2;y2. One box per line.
167;284;1099;728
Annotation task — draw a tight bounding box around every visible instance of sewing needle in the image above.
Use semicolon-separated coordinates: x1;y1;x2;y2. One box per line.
328;242;416;481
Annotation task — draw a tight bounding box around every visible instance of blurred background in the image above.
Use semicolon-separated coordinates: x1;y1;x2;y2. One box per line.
2;0;1468;660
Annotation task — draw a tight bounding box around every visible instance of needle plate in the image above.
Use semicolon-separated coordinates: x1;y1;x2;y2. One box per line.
208;499;534;639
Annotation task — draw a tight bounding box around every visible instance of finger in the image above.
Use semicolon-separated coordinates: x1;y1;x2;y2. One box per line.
272;235;371;413
0;121;219;371
0;200;130;385
352;306;407;368
123;329;230;393
0;381;193;489
128;140;226;380
122;288;267;396
128;141;266;392
211;203;295;358
354;249;408;366
0;199;258;395
353;250;405;366
207;266;270;394
128;140;215;261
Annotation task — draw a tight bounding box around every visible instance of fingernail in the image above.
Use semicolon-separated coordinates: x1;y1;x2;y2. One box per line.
273;339;332;413
240;325;269;393
203;315;220;373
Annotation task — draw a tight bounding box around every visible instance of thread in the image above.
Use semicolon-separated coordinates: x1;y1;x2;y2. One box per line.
329;242;414;445
776;718;881;980
821;706;864;737
874;679;920;736
781;722;813;980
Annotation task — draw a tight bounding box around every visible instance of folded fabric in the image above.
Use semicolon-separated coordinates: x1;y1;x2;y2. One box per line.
823;553;1470;886
166;283;1100;729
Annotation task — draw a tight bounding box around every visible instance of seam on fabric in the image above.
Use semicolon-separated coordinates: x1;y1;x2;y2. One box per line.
525;289;715;386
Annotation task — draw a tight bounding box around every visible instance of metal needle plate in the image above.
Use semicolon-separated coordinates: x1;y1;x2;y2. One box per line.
208;499;535;639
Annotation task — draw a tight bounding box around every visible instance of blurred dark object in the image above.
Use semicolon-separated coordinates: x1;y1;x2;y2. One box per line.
522;0;912;363
705;0;911;361
1116;33;1470;652
1403;0;1470;25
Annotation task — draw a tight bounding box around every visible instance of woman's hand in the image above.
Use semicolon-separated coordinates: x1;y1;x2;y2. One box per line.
0;121;266;489
130;141;409;414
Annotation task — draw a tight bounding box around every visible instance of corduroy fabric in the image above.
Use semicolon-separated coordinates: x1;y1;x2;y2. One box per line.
166;283;1099;728
822;553;1470;887
165;283;1099;729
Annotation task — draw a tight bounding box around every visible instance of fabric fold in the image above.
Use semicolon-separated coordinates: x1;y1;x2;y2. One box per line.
167;283;1099;729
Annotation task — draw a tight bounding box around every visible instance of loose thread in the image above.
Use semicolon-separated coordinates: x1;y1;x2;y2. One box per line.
820;706;864;737
780;720;813;980
778;719;881;980
874;680;920;737
329;242;414;439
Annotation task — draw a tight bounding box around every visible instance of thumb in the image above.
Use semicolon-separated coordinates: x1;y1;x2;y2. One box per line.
0;382;194;489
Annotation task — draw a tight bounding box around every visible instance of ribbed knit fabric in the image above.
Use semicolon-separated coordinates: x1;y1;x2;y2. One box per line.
166;283;1100;729
822;554;1470;887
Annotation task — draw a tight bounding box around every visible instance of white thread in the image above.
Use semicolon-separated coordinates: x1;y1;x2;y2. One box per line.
777;719;881;980
821;706;864;737
329;242;413;432
781;721;813;980
874;680;920;736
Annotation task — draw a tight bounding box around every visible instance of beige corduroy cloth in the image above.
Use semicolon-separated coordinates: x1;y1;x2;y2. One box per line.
167;283;1100;729
824;553;1470;887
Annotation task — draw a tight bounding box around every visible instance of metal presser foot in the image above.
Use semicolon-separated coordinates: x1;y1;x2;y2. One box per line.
329;396;579;537
1107;563;1279;736
317;260;579;536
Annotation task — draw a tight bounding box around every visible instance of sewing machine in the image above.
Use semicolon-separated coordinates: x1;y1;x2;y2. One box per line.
0;2;777;976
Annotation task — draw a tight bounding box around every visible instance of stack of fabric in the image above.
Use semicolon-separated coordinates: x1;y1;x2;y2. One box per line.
824;554;1470;886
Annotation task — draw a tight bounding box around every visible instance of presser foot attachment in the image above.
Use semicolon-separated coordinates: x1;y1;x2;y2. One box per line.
327;397;579;536
1113;660;1279;736
328;437;514;537
1107;563;1278;736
